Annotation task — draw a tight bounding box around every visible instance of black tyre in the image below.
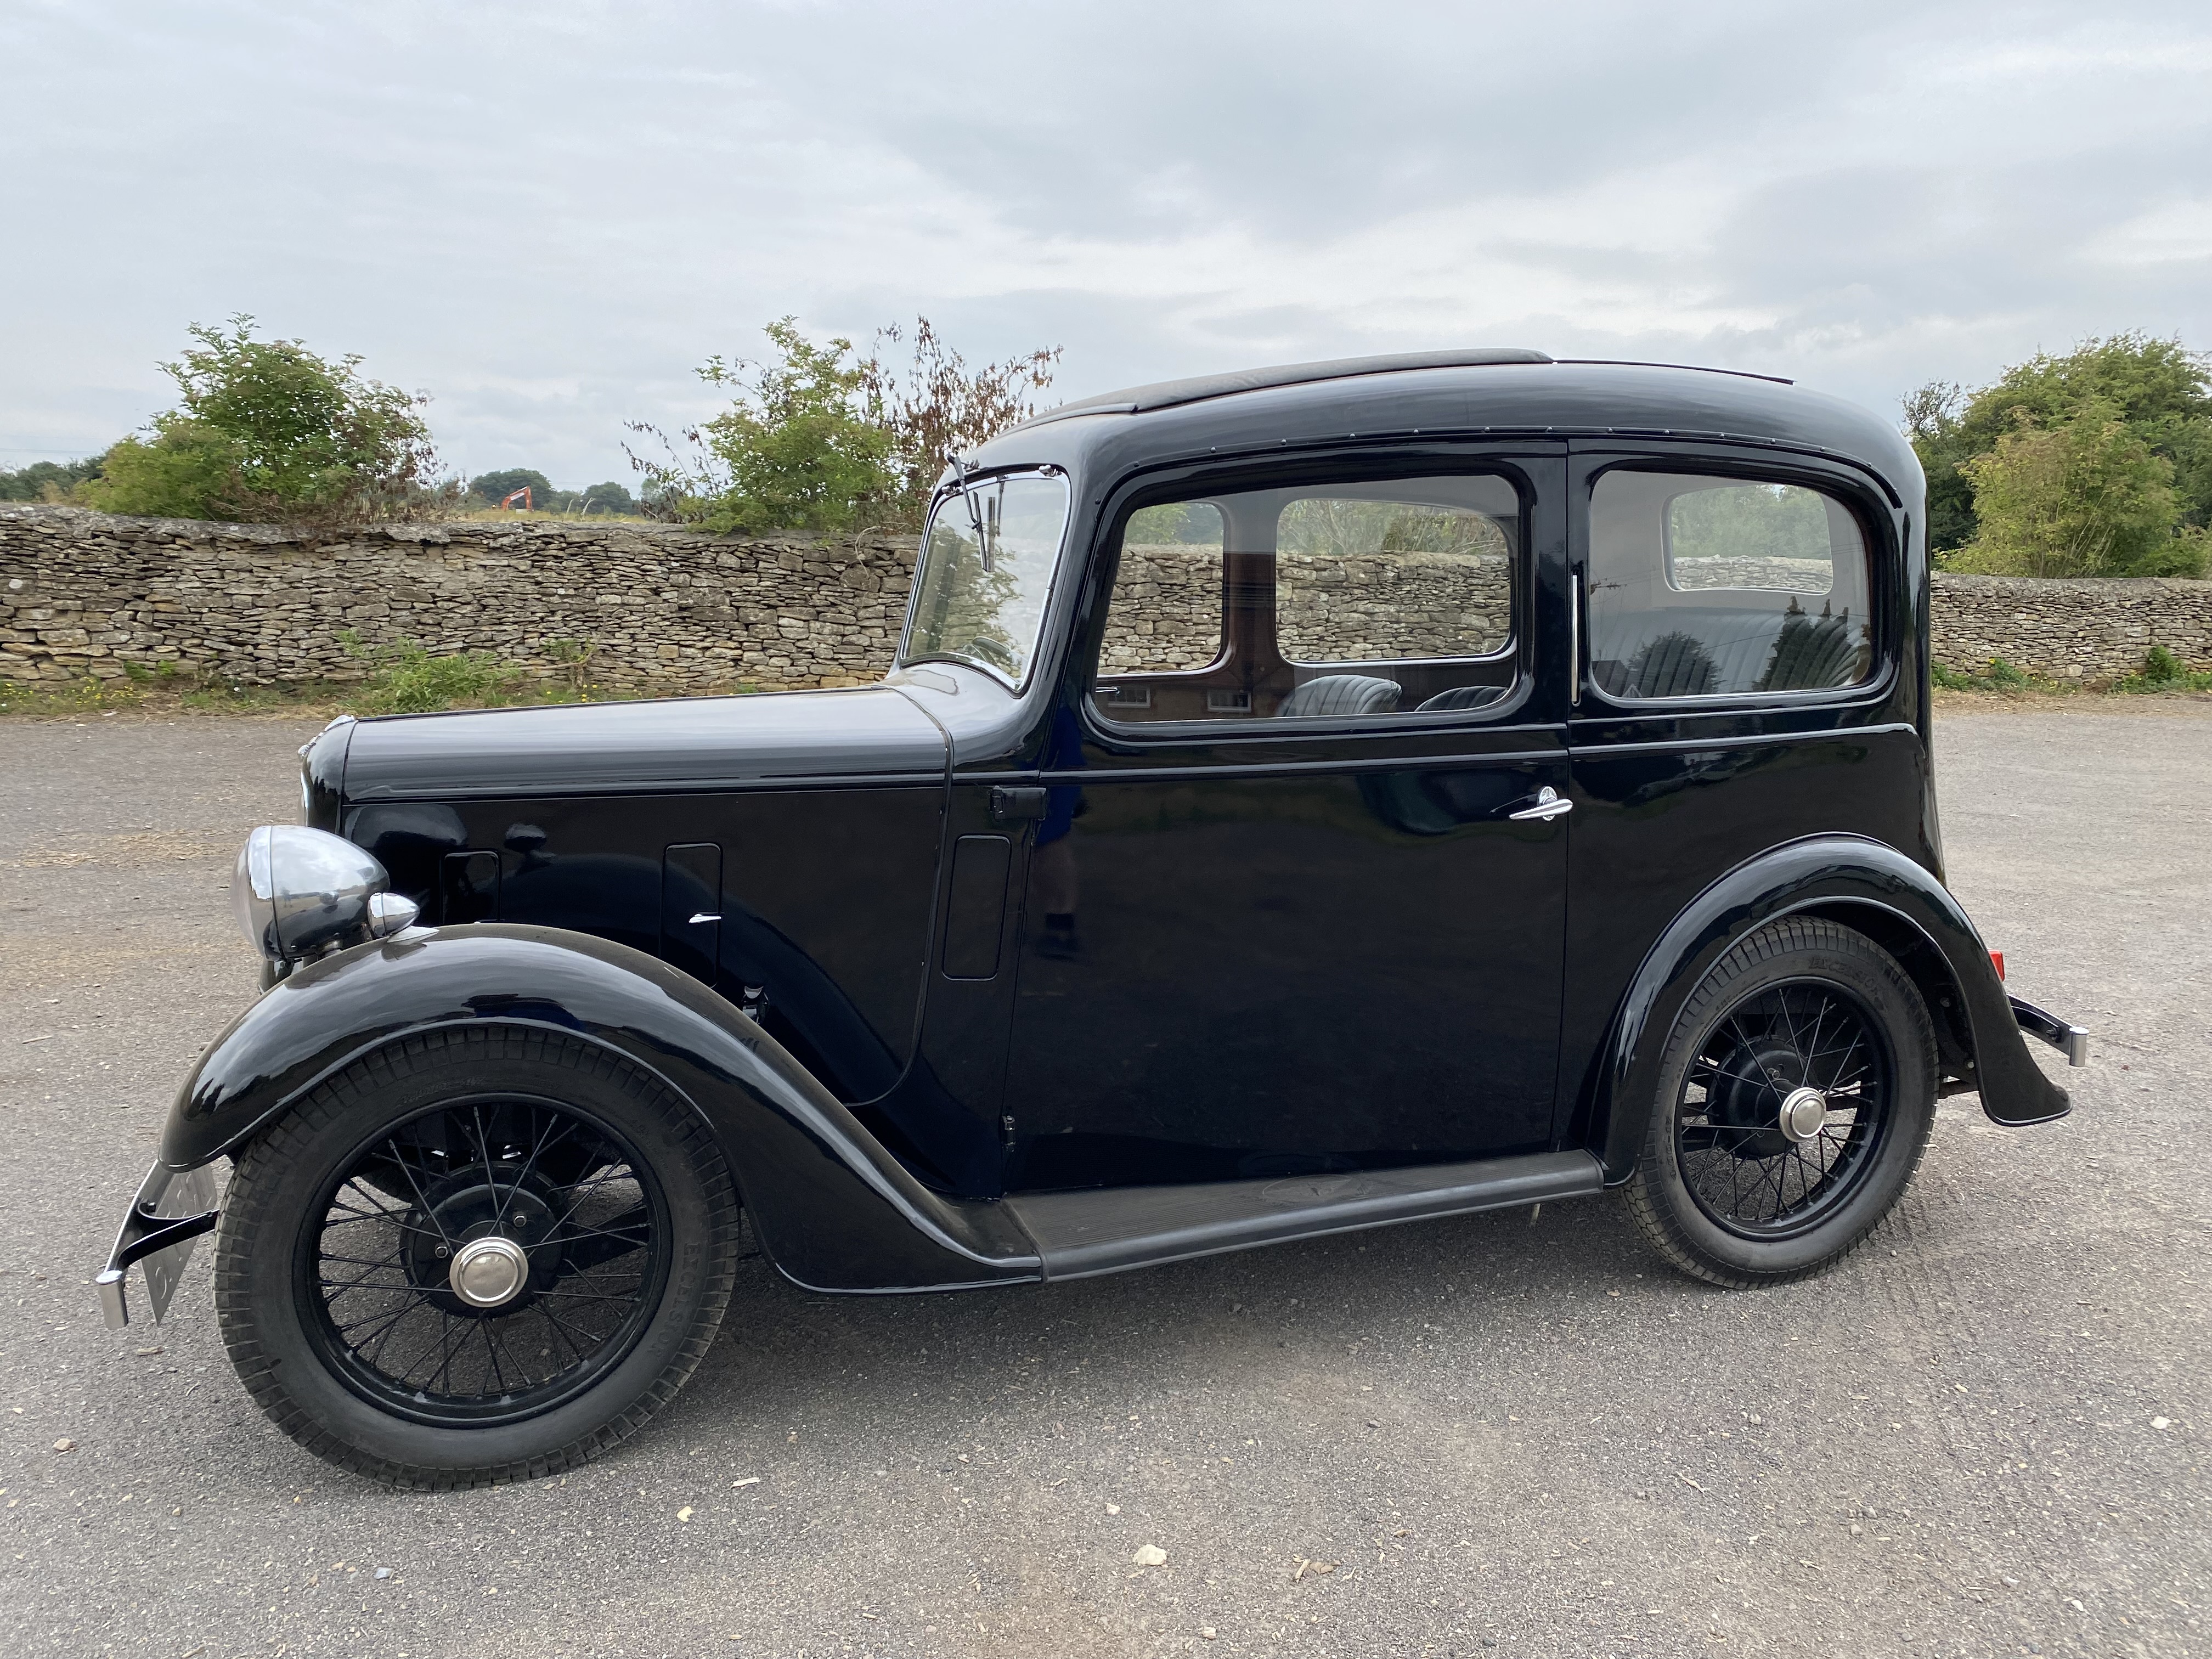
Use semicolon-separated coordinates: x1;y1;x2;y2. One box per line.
213;1026;742;1488
1624;917;1936;1288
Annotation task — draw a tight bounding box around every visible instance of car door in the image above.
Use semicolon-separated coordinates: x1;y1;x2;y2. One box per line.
1556;443;1925;1140
1000;445;1572;1190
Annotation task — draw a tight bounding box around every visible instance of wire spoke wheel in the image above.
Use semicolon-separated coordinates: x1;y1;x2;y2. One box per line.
300;1093;672;1427
1674;977;1894;1240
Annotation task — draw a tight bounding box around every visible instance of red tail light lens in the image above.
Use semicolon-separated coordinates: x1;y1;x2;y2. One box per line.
1989;951;2005;981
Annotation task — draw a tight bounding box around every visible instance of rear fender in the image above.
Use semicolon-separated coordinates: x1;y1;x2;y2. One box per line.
166;924;1041;1292
1579;835;2068;1182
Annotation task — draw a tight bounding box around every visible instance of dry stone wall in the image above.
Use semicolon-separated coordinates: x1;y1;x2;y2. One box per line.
0;505;917;692
1927;573;2212;682
3;504;2209;692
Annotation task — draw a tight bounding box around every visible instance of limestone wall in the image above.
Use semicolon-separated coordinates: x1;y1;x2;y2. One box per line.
0;505;916;691
3;504;2208;692
1926;573;2212;682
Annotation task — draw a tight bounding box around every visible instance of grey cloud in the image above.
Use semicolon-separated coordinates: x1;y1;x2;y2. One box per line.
2;0;2206;486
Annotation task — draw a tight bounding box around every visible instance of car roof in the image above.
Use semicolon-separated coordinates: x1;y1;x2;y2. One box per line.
973;354;1920;506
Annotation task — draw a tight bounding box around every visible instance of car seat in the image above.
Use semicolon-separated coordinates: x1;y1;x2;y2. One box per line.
1275;673;1403;718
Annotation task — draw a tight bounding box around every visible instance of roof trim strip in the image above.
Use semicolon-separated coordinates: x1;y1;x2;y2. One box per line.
1013;347;1554;431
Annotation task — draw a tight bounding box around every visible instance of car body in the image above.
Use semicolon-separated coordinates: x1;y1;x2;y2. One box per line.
96;349;2090;1485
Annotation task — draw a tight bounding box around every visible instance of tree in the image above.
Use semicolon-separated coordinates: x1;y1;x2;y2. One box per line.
1905;334;2211;554
0;453;106;502
578;481;635;514
82;317;453;528
1901;381;1979;555
470;468;553;507
1951;402;2194;577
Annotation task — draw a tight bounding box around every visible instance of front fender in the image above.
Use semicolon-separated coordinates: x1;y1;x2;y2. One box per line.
166;924;1041;1293
1586;834;2068;1181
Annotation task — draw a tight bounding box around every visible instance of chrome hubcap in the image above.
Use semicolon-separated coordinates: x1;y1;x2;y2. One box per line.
449;1235;531;1308
1778;1086;1830;1146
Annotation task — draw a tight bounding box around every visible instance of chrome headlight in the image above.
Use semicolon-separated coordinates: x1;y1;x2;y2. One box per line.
231;825;421;963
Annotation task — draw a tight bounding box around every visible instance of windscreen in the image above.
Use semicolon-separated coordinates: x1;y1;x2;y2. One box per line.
905;472;1070;687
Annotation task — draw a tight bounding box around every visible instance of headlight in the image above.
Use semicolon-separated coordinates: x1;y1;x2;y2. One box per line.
230;826;421;963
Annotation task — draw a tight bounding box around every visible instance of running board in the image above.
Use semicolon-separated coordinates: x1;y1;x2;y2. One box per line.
1005;1150;1605;1282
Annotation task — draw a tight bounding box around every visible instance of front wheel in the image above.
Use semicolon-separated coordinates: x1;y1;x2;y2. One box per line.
1624;917;1937;1288
212;1026;742;1488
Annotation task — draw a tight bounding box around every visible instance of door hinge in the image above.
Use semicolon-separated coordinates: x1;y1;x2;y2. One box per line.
1001;1113;1017;1146
990;785;1048;823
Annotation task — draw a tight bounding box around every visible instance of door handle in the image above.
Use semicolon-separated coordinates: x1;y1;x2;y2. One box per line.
1506;785;1573;822
990;785;1049;823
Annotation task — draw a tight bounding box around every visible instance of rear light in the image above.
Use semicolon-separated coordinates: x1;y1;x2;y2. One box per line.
1989;951;2005;981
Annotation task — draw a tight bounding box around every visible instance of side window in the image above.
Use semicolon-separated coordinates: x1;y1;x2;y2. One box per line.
1586;471;1873;700
1090;473;1521;724
1098;503;1226;684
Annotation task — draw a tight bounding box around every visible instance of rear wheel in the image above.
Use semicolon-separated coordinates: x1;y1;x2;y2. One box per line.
1624;917;1937;1287
213;1026;741;1488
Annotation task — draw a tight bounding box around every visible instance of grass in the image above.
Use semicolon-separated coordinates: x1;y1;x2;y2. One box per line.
1929;646;2212;702
1929;656;2079;695
2112;644;2212;695
447;506;651;525
1;648;754;719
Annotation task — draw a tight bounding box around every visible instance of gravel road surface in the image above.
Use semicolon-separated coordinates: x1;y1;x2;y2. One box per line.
1;706;2205;1659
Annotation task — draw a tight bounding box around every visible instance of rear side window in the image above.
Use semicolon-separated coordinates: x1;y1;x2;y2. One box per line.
1587;471;1872;700
1091;473;1520;725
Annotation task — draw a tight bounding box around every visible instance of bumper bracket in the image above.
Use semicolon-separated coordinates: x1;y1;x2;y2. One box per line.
95;1160;219;1329
2011;995;2091;1068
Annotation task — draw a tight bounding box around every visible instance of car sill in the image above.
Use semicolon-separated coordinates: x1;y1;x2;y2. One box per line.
1006;1150;1604;1282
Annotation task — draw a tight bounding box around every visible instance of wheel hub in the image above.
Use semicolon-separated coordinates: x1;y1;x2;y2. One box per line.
449;1235;532;1308
400;1169;558;1316
1705;1040;1807;1159
1778;1086;1830;1146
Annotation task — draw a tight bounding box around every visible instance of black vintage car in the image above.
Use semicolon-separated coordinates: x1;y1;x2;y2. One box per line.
97;349;2090;1487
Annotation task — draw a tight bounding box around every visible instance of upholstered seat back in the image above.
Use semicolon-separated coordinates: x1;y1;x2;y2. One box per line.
1276;673;1404;718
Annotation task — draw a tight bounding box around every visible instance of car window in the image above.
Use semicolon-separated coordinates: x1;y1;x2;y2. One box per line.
1090;473;1520;725
1586;471;1872;701
906;472;1070;689
1098;502;1227;689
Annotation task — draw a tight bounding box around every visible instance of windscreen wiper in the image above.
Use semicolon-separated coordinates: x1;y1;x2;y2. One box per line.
947;451;996;573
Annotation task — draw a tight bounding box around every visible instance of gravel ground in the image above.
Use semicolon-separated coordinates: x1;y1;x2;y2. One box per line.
0;705;2205;1659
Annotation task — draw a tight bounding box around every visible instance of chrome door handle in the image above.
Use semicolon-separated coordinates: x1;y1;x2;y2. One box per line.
1507;786;1573;822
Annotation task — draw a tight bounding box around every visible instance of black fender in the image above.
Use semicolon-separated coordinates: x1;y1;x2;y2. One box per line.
164;924;1041;1293
1583;834;2067;1182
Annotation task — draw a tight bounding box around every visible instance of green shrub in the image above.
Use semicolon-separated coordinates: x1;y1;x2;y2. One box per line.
630;320;896;534
341;630;512;713
81;317;455;529
629;315;1059;534
2114;644;2212;693
1949;402;2182;577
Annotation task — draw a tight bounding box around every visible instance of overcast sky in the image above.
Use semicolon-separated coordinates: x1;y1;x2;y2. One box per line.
4;1;2208;488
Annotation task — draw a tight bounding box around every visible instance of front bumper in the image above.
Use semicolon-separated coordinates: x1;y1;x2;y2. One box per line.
2011;995;2091;1068
94;1160;219;1328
